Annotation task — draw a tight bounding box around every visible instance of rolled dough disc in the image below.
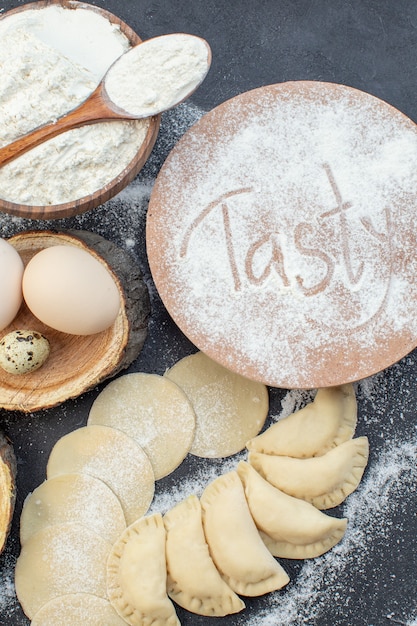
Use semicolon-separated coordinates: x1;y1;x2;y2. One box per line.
30;593;127;626
88;373;196;479
164;351;268;458
147;81;417;388
15;522;111;619
46;425;154;525
20;472;126;545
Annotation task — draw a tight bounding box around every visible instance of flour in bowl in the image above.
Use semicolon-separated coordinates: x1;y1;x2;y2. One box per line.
0;5;150;206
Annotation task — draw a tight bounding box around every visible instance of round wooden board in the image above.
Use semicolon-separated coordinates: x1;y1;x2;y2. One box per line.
0;230;150;412
146;81;417;389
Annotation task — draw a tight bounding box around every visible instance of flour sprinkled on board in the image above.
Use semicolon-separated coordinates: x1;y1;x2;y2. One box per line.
147;82;417;389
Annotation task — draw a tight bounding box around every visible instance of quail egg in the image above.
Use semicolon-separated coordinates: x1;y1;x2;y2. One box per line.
0;330;50;375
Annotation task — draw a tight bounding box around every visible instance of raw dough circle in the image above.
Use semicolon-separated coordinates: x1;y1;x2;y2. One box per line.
46;425;154;525
164;351;268;457
31;593;127;626
88;373;196;479
20;473;126;545
147;81;417;388
15;522;112;619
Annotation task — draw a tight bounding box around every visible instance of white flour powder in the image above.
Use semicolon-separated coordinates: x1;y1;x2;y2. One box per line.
105;34;210;117
0;6;149;206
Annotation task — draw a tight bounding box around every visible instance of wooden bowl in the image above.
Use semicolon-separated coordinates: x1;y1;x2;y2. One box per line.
0;1;160;220
0;230;150;412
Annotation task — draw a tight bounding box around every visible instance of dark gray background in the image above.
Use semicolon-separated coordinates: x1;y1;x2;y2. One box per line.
0;1;416;625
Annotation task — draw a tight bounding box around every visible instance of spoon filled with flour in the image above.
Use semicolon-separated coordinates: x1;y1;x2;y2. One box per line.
0;33;211;167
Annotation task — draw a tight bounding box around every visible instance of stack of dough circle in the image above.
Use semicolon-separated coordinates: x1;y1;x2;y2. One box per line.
30;594;127;626
88;372;196;479
15;522;112;619
164;351;269;457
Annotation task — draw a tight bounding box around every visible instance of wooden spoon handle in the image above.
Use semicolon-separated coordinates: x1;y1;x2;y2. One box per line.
0;86;123;168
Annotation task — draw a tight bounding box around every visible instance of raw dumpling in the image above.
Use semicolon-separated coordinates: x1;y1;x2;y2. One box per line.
200;471;289;596
15;522;111;620
248;436;369;509
107;513;180;626
246;384;357;458
237;461;347;558
20;473;126;546
30;593;127;626
164;495;245;616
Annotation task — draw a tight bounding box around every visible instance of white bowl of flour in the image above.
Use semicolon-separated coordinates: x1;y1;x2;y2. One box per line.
0;1;160;219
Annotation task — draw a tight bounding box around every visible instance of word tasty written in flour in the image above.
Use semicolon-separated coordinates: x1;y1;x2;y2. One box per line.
181;163;393;324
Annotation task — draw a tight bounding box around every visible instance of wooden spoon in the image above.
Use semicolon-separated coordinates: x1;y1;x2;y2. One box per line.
0;33;211;168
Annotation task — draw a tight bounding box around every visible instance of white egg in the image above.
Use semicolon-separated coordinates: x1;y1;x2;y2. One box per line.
22;245;121;335
0;239;24;331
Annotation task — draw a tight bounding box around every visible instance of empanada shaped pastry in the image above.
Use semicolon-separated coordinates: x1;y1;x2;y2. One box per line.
248;436;369;509
237;461;347;558
247;384;357;458
164;495;245;616
200;471;289;596
107;513;180;626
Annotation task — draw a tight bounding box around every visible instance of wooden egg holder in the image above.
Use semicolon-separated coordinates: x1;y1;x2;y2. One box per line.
0;230;150;413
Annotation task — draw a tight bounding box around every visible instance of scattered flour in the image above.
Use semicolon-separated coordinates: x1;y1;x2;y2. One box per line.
273;388;316;421
0;555;19;621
